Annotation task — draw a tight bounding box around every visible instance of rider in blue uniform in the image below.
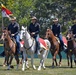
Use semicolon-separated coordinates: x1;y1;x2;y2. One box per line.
8;16;20;54
71;20;76;38
29;16;40;55
51;18;65;51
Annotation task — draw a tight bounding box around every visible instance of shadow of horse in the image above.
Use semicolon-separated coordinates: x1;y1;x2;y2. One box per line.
66;30;76;68
1;29;19;70
45;28;63;67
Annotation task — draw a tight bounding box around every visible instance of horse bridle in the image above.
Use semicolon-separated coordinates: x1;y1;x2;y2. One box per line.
24;38;35;50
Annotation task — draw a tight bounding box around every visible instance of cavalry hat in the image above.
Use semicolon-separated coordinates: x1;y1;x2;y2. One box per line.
53;18;58;22
73;19;76;23
31;16;37;20
9;16;16;21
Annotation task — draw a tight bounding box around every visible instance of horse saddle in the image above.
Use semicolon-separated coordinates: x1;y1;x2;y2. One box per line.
73;40;76;49
11;38;16;45
55;37;60;44
39;38;48;50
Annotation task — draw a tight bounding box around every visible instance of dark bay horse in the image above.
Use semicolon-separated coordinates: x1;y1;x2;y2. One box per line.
1;29;19;70
66;31;76;68
45;28;62;67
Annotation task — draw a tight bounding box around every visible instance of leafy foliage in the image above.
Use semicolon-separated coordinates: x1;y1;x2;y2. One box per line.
0;0;76;35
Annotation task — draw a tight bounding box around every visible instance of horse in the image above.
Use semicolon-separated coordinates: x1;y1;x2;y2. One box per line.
45;28;63;67
1;29;19;70
20;26;51;71
66;30;76;68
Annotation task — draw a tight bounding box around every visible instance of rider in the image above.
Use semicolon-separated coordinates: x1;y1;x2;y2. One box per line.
8;16;20;54
51;18;66;51
28;16;40;55
71;19;76;38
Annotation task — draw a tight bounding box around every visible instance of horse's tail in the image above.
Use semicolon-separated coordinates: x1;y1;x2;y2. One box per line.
44;39;51;50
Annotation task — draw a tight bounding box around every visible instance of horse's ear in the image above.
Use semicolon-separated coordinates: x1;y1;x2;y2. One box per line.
21;26;25;30
47;29;50;32
25;26;27;30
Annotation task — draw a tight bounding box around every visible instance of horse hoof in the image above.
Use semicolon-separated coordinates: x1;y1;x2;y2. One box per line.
33;66;36;70
22;68;25;71
43;67;46;70
33;67;36;70
10;65;14;69
3;64;6;67
26;66;29;69
52;65;54;68
38;68;41;71
38;66;41;71
7;68;10;70
59;64;61;67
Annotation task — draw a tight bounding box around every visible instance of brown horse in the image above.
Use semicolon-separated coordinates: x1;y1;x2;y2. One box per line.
45;28;62;67
1;29;19;70
66;30;76;68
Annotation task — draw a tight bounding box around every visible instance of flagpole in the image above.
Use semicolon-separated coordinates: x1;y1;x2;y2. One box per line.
2;16;4;30
0;2;4;30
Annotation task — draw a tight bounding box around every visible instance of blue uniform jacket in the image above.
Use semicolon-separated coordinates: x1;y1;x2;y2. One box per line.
52;24;61;36
29;22;40;37
8;22;20;35
71;24;76;34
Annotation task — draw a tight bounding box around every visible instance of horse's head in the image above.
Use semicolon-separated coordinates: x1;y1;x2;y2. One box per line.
1;29;10;40
45;28;53;39
20;26;30;40
66;30;73;40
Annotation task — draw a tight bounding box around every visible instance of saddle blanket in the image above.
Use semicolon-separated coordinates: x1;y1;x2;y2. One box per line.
62;36;67;46
20;38;48;50
39;38;48;50
20;40;24;47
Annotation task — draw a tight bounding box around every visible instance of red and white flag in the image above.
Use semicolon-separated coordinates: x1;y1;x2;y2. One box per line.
1;4;13;17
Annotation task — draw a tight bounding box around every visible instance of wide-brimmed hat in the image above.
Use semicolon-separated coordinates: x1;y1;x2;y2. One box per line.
53;18;58;22
9;16;16;21
31;16;37;20
73;19;76;23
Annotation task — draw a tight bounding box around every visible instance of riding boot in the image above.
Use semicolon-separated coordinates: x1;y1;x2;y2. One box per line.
63;45;67;53
38;50;40;55
37;42;41;55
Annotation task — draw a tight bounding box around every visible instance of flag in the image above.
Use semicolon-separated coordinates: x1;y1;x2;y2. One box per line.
1;4;13;17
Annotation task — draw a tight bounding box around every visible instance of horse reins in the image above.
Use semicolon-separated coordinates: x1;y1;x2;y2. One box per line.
24;38;35;50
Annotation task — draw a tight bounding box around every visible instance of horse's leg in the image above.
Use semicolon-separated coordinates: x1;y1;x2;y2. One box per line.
3;56;7;67
22;50;29;71
15;54;19;70
20;51;23;65
31;54;36;70
38;50;46;71
55;59;58;66
51;52;54;68
6;55;11;70
42;50;47;69
66;52;70;67
74;54;76;65
9;55;14;68
58;52;62;66
52;50;58;68
70;54;73;68
38;57;43;71
22;50;26;71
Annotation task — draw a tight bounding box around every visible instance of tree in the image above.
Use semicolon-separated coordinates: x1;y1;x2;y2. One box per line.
0;0;35;28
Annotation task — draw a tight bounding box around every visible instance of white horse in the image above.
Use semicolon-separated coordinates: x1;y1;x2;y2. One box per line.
20;26;51;71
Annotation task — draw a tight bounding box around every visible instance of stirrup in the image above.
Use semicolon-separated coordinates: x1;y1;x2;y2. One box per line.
37;50;40;55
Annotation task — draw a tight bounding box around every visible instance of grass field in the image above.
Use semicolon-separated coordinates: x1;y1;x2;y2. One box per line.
0;58;76;75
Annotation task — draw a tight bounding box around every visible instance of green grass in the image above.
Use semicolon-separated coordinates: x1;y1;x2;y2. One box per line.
0;44;3;46
0;58;76;75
